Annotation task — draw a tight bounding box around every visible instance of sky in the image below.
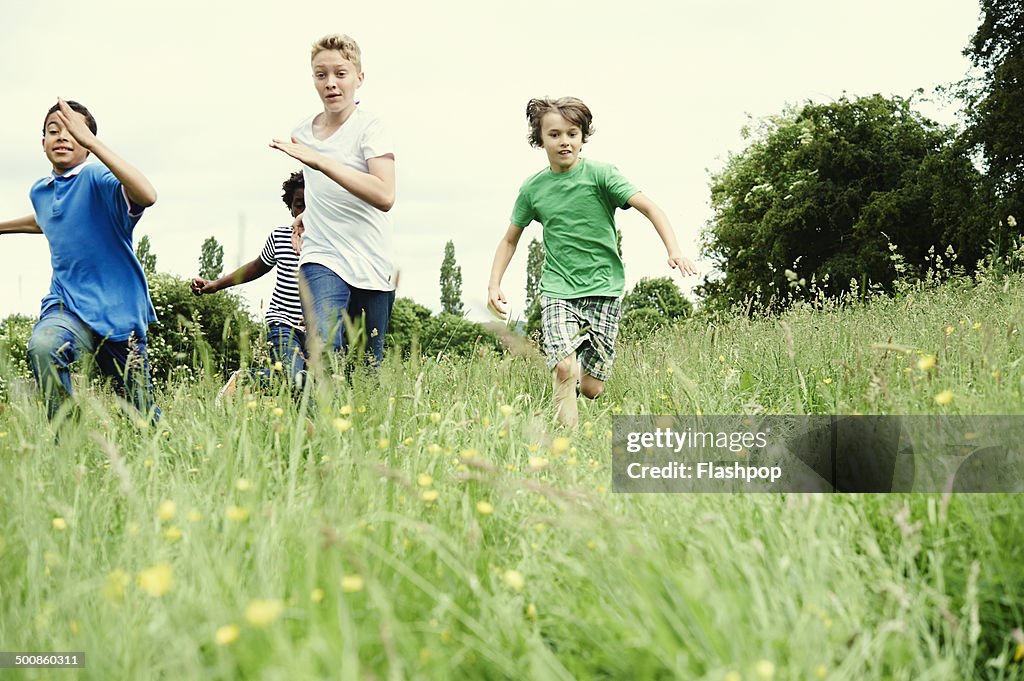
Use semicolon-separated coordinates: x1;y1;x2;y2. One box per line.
0;0;982;324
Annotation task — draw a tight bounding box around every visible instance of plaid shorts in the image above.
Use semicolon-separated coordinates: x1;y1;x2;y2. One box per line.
540;295;622;382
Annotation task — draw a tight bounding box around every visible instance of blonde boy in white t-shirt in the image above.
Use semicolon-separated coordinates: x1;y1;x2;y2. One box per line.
271;33;396;366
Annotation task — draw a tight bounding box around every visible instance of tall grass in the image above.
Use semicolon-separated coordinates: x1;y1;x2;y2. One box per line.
0;274;1022;680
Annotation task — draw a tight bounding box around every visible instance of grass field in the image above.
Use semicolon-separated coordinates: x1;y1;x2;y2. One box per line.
1;272;1022;680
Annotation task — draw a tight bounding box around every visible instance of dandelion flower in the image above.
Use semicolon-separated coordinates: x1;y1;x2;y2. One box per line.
476;500;494;515
1014;641;1024;663
460;448;479;459
421;489;439;502
528;457;549;470
357;405;367;413
52;517;67;531
430;412;441;423
126;522;140;536
186;510;202;522
945;325;954;335
403;437;414;446
102;569;130;604
526;602;537;620
271;407;284;417
244;599;283;627
163;526;182;542
916;354;936;371
310;588;325;603
272;361;284;372
137;562;173;597
550;437;570;455
226;505;249;522
417;473;433;487
971;321;981;329
427;444;442;455
246;400;258;410
378;437;390;449
934;390;954;406
499;404;514;417
822;377;833;385
724;673;741;681
340;575;365;593
755;659;776;680
815;665;828;679
332;418;352;433
339;404;353;416
215;624;239;646
503;569;525;591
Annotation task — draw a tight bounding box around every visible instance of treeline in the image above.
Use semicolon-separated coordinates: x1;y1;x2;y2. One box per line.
698;2;1024;312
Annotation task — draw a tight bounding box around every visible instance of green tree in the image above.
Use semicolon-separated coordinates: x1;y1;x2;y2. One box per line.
524;238;545;337
439;240;464;316
699;94;990;311
199;236;224;280
386;297;434;357
135;235;157;278
618;277;692;341
961;0;1024;221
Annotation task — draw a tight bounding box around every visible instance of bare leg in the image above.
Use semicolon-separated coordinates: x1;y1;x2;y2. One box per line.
552;353;579;427
580;373;605;399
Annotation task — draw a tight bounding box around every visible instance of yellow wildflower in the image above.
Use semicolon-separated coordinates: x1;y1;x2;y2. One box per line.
503;569;525;591
102;569;130;604
476;500;494;515
244;599;283;627
934;390;954;406
215;624;239;646
137;563;173;597
235;478;252;492
417;473;433;487
550;437;570;454
163;526;182;542
755;659;775;680
917;354;936;371
51;517;67;531
340;575;365;593
310;588;325;603
226;505;249;522
421;489;439;502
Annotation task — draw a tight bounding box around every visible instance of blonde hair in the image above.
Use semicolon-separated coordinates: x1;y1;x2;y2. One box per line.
310;33;362;71
525;97;595;148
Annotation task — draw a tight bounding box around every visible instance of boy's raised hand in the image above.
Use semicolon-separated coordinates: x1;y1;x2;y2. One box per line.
667;253;699;278
54;97;98;150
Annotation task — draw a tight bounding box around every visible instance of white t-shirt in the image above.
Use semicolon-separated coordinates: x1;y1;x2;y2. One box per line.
291;107;396;291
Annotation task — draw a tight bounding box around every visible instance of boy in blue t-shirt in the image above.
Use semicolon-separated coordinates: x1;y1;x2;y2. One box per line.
0;98;160;421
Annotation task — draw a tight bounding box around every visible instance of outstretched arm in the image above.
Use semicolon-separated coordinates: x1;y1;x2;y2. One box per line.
0;214;42;235
627;192;698;277
191;258;273;295
270;138;395;212
487;223;526;319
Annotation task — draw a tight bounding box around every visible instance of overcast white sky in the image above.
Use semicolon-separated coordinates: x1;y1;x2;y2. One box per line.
0;0;981;324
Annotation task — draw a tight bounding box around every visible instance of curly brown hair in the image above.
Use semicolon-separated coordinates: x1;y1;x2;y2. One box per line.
525;97;594;148
281;171;304;208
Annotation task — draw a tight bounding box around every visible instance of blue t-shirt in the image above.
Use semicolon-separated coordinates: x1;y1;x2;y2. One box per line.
30;161;157;341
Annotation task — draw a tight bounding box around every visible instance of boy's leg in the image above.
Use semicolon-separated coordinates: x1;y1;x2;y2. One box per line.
94;334;161;422
577;296;622;400
541;297;588;427
26;307;95;419
552;352;580;427
267;323;307;384
347;287;395;368
298;264;351;358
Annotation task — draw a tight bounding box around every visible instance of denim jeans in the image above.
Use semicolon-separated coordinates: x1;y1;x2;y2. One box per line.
250;323;307;387
26;306;160;421
298;263;395;366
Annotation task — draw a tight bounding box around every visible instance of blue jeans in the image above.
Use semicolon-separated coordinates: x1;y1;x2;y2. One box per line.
252;323;307;386
26;306;160;421
299;263;394;366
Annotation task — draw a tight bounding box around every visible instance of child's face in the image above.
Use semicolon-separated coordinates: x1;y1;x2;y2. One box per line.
540;112;582;173
289;187;305;218
42;111;90;172
311;50;363;116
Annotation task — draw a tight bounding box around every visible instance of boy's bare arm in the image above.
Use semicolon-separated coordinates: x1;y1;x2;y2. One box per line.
54;97;157;208
269;138;395;212
191;258;273;295
0;214;42;234
627;193;699;277
487;223;526;319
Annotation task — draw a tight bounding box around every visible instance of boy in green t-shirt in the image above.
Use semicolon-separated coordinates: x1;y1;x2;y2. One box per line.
488;96;698;427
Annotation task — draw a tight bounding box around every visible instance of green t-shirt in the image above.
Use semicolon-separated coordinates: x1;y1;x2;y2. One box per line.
511;158;638;299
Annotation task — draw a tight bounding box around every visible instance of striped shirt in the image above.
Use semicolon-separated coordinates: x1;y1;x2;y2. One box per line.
259;226;304;331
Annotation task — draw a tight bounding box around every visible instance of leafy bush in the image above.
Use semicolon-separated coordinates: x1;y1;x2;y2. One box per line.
147;273;261;382
0;314;35;402
386;298;502;359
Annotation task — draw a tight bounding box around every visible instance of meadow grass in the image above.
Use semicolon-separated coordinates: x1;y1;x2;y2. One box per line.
0;273;1022;680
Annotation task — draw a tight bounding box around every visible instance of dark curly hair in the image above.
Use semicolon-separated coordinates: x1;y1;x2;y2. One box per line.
43;100;97;136
525;97;594;148
281;171;304;208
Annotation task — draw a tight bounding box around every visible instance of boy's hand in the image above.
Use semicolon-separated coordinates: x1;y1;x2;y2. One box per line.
190;278;214;295
270;137;323;170
55;97;99;150
487;287;509;320
667;253;699;277
290;212;304;254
